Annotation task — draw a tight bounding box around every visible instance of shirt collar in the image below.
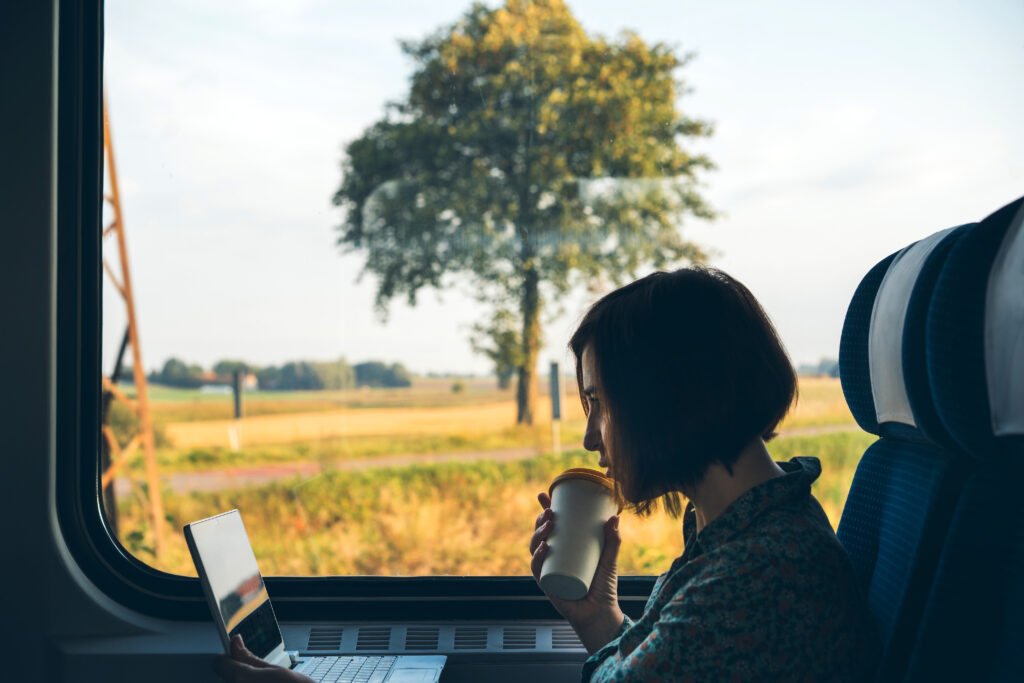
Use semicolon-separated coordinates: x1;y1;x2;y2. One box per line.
682;456;822;553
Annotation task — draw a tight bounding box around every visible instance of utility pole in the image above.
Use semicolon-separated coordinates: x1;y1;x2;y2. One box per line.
99;92;166;558
550;362;561;456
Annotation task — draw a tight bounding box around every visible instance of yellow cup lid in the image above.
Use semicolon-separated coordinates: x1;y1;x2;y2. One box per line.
548;467;615;497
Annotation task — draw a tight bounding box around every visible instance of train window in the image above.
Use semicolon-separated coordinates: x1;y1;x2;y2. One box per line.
66;0;1022;614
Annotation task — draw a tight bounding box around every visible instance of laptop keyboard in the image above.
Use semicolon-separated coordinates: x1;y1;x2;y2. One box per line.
304;655;397;683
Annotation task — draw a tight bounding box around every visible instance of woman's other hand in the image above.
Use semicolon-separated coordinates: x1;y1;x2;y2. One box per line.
529;491;625;653
213;635;314;683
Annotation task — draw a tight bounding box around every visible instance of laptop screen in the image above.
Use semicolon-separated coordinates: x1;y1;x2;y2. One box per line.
186;510;284;659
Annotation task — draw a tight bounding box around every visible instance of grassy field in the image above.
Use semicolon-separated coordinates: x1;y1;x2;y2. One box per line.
161;396;585;449
784;376;856;430
117;431;874;578
111;376;865;578
130;423;588;474
143;375;853;457
132;377;527;423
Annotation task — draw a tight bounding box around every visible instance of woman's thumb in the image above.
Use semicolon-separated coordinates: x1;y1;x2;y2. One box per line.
231;635;272;668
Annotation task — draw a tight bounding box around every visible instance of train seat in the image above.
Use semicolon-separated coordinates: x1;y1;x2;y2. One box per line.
903;196;1024;682
835;222;973;681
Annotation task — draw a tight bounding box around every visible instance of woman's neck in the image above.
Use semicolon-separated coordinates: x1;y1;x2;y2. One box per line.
687;438;784;532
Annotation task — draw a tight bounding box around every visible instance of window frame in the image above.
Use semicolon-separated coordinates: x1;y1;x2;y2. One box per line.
55;0;658;622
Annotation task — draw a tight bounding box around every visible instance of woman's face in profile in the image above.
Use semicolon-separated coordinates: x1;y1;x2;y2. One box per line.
581;344;612;477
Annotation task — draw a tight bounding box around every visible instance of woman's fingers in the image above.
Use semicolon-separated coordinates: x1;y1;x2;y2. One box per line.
529;515;553;555
594;516;621;577
530;539;550;581
530;492;554;555
534;506;552;531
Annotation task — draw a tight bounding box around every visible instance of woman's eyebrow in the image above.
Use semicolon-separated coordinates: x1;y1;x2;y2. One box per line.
583;386;598;398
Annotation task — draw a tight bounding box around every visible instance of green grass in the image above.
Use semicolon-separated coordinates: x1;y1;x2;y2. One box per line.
128;421;588;474
116;430;875;577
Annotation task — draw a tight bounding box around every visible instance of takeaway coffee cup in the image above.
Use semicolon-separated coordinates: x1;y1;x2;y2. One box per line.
539;468;619;600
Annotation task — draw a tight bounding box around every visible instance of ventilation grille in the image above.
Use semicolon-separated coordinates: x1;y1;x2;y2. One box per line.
356;627;391;651
306;626;344;651
502;627;536;650
404;627;440;650
551;626;583;650
453;626;488;650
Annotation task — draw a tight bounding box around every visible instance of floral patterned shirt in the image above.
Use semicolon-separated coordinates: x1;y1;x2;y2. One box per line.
583;457;877;682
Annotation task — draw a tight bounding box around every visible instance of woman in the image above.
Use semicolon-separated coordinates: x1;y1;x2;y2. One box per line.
529;267;877;681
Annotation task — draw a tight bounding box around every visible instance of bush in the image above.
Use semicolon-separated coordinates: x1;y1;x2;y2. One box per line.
107;400;171;449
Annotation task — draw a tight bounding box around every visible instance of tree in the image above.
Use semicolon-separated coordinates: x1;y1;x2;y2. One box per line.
470;307;523;389
150;357;205;388
213;359;250;377
334;0;714;424
310;358;356;390
354;361;413;388
254;358;357;390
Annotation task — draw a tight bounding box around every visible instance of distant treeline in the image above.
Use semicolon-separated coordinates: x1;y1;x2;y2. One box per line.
796;358;840;378
143;357;413;390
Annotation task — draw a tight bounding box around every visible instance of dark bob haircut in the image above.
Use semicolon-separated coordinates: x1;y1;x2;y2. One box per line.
569;267;797;516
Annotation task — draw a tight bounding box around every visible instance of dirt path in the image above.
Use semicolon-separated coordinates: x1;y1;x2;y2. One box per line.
117;423;861;496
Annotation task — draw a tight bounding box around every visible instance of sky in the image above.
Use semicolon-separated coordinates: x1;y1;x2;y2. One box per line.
102;0;1024;377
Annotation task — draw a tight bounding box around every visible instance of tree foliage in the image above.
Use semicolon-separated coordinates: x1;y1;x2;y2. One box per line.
334;0;714;423
470;308;523;389
149;358;205;388
213;359;251;376
256;358;356;391
354;361;413;388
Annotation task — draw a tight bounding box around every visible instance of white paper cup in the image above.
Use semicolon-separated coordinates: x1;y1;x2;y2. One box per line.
539;468;619;600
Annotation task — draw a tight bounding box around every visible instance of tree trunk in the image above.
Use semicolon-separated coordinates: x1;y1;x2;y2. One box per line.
516;267;542;424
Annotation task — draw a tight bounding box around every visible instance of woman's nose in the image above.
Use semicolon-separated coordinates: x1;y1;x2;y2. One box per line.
582;423;602;452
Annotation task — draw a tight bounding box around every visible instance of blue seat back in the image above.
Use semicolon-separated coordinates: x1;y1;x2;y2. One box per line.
904;196;1024;682
836;224;972;681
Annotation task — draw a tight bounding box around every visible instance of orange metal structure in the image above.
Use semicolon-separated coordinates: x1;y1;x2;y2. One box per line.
100;93;166;558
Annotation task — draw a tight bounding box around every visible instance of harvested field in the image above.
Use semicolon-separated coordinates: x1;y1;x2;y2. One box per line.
164;397;585;449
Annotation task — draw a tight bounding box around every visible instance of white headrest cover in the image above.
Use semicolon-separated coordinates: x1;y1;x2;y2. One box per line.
986;203;1024;436
869;227;956;426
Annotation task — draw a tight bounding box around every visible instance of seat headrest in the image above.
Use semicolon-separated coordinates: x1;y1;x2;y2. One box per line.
840;253;897;435
840;226;968;444
928;196;1024;460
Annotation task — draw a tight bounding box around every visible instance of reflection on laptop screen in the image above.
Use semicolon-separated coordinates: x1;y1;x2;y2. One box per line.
188;511;283;658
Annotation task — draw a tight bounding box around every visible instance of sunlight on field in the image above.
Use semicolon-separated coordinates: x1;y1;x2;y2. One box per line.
140;423;587;474
117;432;874;578
140;377;523;422
157;376;849;452
111;377;866;578
779;376;855;431
163;397;586;449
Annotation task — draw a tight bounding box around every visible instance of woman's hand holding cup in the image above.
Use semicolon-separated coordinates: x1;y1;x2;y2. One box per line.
530;490;625;654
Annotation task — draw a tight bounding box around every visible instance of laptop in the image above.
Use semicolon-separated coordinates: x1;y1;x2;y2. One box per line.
184;510;446;683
